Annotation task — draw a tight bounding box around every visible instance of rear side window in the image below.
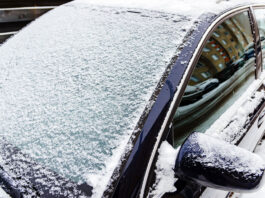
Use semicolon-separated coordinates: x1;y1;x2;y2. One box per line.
172;11;255;146
254;8;265;68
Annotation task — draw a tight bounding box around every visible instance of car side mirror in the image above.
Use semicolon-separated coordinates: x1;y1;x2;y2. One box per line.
175;132;265;192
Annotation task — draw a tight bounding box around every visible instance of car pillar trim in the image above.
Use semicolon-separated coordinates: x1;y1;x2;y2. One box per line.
249;6;263;78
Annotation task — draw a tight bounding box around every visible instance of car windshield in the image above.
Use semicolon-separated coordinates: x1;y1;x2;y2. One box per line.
0;1;191;196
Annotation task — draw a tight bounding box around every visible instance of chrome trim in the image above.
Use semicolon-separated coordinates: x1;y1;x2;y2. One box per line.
0;31;17;36
0;31;17;43
0;6;56;11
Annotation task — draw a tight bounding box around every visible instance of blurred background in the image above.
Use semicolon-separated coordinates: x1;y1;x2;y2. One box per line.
0;0;71;43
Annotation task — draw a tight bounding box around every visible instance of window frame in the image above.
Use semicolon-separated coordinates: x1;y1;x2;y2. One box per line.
173;10;258;144
252;5;265;76
250;6;263;78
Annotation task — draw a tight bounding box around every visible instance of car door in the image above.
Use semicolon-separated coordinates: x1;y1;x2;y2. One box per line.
142;6;265;198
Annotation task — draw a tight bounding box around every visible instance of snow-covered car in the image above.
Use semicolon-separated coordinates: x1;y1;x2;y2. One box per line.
1;0;265;198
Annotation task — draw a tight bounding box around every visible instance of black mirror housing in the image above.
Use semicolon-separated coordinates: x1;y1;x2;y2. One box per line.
175;132;265;192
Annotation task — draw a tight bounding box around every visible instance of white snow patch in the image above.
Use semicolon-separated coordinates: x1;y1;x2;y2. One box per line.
0;188;10;198
240;186;265;198
149;141;179;198
86;132;133;198
239;140;265;198
255;140;265;161
193;133;265;176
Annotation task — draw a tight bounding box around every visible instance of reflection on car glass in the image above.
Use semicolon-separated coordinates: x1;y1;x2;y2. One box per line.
173;11;255;146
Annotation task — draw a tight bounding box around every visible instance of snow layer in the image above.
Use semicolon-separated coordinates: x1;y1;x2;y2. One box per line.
149;141;179;198
188;133;265;180
239;140;265;198
152;130;265;197
0;1;191;197
255;140;265;160
74;0;265;19
0;187;10;198
239;183;265;198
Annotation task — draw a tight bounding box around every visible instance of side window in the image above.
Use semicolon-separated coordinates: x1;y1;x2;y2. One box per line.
254;9;265;68
172;11;255;146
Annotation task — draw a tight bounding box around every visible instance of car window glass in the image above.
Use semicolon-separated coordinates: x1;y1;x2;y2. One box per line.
254;9;265;68
172;11;255;146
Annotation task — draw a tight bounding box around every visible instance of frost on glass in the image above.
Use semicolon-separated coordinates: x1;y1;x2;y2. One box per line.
0;2;190;196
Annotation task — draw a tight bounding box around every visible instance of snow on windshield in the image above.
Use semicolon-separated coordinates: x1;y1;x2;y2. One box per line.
0;2;192;197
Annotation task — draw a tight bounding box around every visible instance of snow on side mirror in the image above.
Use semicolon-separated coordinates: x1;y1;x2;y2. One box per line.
175;132;265;192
